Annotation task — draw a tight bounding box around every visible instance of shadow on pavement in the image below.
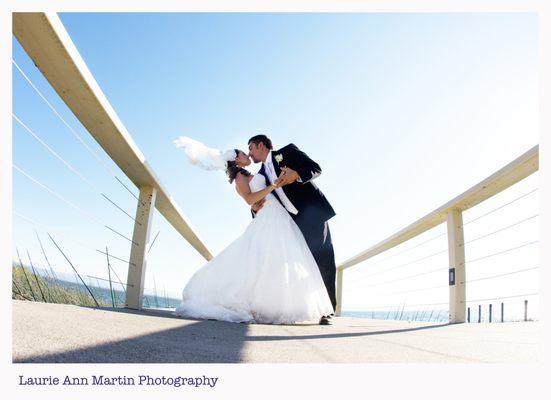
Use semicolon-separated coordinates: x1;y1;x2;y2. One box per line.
244;323;450;342
14;305;450;363
14;307;250;363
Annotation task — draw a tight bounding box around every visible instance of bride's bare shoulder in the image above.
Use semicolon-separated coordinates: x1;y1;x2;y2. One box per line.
234;171;253;193
235;171;254;181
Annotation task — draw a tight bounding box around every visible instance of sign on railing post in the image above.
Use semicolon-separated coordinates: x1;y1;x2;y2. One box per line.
447;208;466;323
125;186;157;309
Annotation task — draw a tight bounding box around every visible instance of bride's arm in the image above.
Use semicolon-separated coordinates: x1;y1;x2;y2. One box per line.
235;173;278;205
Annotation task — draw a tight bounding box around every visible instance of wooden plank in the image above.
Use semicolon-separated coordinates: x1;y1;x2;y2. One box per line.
338;145;538;270
13;12;213;261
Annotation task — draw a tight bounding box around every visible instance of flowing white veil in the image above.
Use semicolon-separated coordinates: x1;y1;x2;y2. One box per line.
173;136;237;171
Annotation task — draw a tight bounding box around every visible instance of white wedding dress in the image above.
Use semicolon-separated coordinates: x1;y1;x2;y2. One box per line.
174;174;333;324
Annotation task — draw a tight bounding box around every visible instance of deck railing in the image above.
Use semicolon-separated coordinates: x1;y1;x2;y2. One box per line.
13;12;213;310
335;145;539;322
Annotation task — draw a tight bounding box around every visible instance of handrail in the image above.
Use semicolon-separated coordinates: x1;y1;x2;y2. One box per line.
337;145;539;271
12;12;213;261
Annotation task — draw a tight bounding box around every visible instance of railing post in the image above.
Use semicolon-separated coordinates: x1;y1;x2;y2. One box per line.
447;208;466;323
125;186;157;310
335;268;343;316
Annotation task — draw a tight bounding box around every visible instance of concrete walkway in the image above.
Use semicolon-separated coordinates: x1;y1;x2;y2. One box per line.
12;300;538;363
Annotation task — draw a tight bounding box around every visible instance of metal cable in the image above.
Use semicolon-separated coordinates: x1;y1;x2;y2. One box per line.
13;164;137;246
347;266;448;289
104;225;138;246
13;113;139;224
466;240;539;264
362;283;449;298
12;59;139;201
463;214;539;246
95;249;135;266
15;210;134;266
86;274;133;288
360;301;449;309
358;248;448;280
347;217;538;289
461;266;540;284
349;242;538;290
353;231;448;271
15;211;98;252
462;293;539;303
462;188;539;227
100;193;140;225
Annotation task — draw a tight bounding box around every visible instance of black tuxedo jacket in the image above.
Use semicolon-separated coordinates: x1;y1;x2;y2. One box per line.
257;143;336;223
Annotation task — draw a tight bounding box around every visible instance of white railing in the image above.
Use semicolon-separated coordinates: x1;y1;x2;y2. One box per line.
335;145;539;322
13;12;213;310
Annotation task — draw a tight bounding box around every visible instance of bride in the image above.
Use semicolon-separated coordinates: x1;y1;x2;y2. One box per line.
172;137;333;324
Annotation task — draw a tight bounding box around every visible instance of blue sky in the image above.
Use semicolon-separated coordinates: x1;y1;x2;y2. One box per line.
12;13;539;313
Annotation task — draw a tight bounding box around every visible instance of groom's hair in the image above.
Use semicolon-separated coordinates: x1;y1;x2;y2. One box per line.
248;134;273;150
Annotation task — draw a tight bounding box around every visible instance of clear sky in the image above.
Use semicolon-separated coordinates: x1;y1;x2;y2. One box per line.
12;12;539;316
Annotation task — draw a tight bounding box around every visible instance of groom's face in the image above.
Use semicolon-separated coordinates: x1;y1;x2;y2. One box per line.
248;142;266;163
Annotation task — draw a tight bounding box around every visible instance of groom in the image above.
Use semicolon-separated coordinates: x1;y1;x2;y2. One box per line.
248;135;337;325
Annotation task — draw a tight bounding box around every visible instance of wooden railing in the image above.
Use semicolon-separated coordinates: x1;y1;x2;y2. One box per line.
335;145;539;323
13;12;213;310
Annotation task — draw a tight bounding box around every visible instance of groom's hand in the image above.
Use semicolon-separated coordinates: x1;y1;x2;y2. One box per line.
251;198;266;212
277;167;300;186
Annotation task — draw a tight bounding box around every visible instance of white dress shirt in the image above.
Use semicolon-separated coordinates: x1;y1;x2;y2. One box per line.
263;154;299;215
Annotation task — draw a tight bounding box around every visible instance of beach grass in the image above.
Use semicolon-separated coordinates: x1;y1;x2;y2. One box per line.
12;264;110;307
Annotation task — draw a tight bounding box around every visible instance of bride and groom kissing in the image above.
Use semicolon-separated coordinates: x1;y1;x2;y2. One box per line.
173;134;336;325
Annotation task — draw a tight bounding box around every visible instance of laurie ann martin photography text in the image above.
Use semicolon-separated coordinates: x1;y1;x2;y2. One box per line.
18;375;219;388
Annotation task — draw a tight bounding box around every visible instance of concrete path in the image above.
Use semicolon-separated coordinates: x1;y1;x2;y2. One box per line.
12;300;538;363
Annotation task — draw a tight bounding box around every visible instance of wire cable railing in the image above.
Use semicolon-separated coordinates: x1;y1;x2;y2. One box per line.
14;210;129;265
13;164;138;246
466;240;539;264
13;113;139;225
463;292;539;304
346;186;538;282
340;178;539;322
461;266;539;284
462;188;538;227
463;214;538;245
12;58;139;201
12;13;216;313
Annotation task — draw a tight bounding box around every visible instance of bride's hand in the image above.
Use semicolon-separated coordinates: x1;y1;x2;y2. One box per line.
252;198;265;212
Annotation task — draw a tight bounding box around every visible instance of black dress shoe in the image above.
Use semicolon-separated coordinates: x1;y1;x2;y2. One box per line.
319;316;332;325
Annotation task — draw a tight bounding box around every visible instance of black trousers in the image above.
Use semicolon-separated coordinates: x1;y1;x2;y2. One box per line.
292;216;337;313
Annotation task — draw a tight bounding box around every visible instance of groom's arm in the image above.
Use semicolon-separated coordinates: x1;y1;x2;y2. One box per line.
282;143;322;184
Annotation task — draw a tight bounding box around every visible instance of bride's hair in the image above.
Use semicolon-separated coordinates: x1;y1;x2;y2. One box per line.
226;149;251;184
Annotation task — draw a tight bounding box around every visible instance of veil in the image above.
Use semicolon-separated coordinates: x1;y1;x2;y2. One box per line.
173;136;237;171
